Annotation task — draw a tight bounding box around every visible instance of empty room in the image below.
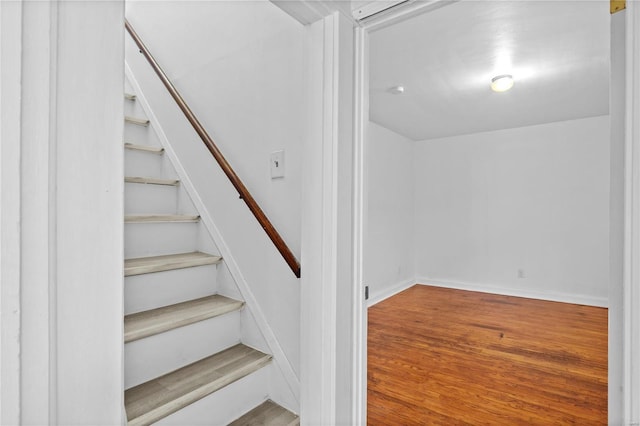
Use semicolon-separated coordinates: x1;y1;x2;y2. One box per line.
363;1;612;424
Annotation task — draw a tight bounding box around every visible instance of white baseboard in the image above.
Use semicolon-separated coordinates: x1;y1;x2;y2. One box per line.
367;279;416;307
416;277;609;308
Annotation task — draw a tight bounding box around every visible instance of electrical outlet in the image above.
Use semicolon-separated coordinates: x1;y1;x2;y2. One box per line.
270;150;285;179
518;269;525;279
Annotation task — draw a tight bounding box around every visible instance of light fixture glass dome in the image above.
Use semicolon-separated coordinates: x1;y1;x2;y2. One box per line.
490;74;514;92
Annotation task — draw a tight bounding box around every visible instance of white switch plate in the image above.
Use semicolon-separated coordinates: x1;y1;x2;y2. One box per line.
270;150;285;179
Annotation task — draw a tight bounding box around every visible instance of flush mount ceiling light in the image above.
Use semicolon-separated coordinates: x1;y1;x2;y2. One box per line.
389;85;405;95
490;74;514;92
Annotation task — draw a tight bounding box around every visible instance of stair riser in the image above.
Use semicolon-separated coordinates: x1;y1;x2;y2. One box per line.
125;182;178;214
125;311;242;389
125;120;152;143
124;80;136;99
125;149;169;178
155;364;270;426
124;95;146;118
125;264;219;315
125;222;199;258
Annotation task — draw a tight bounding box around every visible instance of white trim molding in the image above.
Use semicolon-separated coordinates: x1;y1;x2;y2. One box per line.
367;278;609;309
358;0;454;30
1;1;125;423
352;1;406;21
270;0;356;25
367;279;415;308
610;8;626;424
301;12;356;425
352;24;368;426
17;1;58;423
0;1;24;422
300;17;337;424
624;2;640;423
415;278;608;308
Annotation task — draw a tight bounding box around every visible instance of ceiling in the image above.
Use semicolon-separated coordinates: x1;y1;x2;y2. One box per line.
369;1;610;141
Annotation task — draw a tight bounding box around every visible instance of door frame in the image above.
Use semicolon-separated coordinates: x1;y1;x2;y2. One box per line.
622;2;640;422
351;1;639;424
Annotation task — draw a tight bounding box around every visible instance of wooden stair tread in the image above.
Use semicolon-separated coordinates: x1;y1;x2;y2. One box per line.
125;115;150;126
124;251;222;276
125;344;272;426
125;176;179;186
125;214;200;223
125;295;243;343
124;143;164;154
229;400;299;426
124;92;137;100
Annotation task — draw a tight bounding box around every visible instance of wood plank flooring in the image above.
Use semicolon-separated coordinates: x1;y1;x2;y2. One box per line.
367;285;608;425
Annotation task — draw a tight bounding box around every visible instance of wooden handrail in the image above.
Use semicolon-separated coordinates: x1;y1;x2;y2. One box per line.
125;19;301;278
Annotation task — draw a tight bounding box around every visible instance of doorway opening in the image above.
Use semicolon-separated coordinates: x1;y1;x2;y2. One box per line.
359;1;613;423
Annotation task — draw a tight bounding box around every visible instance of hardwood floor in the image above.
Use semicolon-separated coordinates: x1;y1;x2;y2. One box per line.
367;285;608;425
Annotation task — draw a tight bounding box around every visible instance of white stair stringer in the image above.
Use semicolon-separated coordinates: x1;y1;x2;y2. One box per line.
125;64;300;416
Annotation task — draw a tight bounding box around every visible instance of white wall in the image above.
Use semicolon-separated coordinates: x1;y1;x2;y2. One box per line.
1;0;124;423
1;1;24;422
414;116;610;306
56;3;125;422
364;122;415;304
125;0;304;376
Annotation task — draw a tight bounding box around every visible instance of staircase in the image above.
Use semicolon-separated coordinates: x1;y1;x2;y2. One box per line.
122;82;299;425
